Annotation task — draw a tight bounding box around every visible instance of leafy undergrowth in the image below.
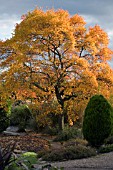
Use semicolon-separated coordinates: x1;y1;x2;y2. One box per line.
0;133;50;153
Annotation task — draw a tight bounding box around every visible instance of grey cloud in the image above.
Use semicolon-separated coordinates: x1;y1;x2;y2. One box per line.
0;0;113;45
1;0;113;21
0;0;38;17
0;0;113;15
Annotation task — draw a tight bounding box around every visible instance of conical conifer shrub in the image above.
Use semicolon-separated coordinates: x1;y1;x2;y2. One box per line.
83;95;112;147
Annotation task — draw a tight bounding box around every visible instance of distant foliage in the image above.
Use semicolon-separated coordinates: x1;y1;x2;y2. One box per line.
83;95;112;147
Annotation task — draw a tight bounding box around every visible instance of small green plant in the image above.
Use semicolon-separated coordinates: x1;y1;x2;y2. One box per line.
105;135;113;145
83;95;112;147
99;144;113;153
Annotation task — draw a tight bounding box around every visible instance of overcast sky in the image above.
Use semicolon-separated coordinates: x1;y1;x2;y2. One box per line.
1;0;113;66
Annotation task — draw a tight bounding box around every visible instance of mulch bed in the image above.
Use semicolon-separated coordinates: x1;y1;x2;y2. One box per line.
0;133;50;153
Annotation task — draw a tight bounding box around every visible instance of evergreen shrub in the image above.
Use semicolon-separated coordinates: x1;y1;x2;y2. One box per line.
82;95;112;147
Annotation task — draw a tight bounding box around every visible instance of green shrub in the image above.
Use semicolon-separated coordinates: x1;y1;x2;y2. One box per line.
0;107;9;132
54;125;82;142
110;107;113;135
99;144;113;153
10;105;32;130
63;146;96;160
82;95;112;147
42;150;64;161
42;145;96;161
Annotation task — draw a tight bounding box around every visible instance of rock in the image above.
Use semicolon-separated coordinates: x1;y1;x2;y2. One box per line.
3;126;26;136
3;131;26;136
6;126;19;132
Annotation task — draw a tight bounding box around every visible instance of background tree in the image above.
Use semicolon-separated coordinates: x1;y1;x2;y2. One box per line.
0;8;113;130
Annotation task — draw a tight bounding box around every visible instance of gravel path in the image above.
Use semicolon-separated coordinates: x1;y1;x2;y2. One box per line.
50;152;113;169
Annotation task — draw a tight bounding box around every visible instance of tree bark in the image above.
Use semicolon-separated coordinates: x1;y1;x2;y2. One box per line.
58;114;64;131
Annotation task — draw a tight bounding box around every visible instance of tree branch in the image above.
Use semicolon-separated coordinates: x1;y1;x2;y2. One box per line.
63;93;78;102
33;82;49;92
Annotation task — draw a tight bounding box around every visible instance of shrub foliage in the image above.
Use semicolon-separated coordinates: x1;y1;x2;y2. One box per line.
54;125;82;142
82;95;112;147
99;144;113;153
0;107;9;132
41;145;96;161
10;105;32;130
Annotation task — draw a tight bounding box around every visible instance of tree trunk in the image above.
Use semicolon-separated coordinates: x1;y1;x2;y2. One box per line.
58;114;64;131
54;85;65;131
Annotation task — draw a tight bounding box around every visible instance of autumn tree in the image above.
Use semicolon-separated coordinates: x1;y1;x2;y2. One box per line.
0;8;113;130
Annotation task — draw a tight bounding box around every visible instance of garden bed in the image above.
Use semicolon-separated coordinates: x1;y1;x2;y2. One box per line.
0;133;50;153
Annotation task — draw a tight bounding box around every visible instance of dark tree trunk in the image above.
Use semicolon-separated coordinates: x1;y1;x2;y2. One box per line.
54;85;65;131
58;114;64;131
